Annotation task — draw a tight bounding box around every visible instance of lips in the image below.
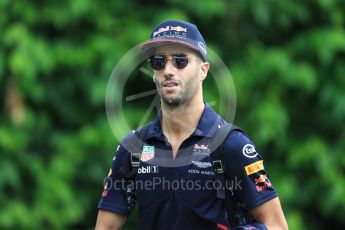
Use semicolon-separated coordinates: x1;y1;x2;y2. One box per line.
161;80;179;93
163;81;179;87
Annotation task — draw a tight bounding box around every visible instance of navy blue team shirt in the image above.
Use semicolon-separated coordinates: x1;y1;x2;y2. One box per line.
98;104;277;230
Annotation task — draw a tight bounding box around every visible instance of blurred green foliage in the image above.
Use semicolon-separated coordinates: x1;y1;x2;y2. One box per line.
1;0;344;229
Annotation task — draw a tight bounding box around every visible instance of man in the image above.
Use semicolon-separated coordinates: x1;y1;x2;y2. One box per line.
96;20;288;230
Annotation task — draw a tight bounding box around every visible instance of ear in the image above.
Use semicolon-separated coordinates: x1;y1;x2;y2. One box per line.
199;62;210;81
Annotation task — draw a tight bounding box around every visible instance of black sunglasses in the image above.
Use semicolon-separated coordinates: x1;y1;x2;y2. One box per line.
148;54;192;70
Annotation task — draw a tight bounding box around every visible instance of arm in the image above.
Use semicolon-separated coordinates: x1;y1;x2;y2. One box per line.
223;131;288;230
250;197;288;230
96;135;136;230
95;209;126;230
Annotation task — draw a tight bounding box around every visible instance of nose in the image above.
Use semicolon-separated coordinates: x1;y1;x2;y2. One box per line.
162;58;175;77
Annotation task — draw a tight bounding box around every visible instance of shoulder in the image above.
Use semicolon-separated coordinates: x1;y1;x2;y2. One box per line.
224;130;258;156
222;128;264;171
120;122;155;154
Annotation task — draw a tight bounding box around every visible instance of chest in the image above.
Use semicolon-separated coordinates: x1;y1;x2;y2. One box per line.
135;139;219;207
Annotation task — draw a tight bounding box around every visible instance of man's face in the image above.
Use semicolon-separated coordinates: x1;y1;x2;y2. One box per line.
151;44;205;107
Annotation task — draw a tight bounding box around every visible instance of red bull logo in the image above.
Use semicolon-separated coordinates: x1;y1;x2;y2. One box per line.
255;174;272;192
194;144;208;150
255;174;267;184
153;25;187;37
153;26;170;37
192;143;210;155
170;26;187;32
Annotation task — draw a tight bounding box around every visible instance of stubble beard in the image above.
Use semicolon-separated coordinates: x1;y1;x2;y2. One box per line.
156;75;199;109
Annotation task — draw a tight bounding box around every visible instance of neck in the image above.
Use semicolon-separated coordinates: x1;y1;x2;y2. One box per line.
161;98;204;141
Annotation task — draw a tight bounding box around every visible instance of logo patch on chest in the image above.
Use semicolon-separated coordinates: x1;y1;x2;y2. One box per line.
192;144;210;156
192;161;212;168
141;145;155;162
138;165;159;174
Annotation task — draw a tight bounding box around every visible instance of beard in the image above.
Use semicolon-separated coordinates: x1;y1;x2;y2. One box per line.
161;93;185;107
155;75;198;108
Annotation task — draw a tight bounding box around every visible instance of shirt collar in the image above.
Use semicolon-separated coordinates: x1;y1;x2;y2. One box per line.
193;103;222;137
145;103;222;140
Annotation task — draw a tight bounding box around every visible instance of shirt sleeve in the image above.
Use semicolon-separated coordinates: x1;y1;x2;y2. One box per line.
223;130;278;211
97;132;134;215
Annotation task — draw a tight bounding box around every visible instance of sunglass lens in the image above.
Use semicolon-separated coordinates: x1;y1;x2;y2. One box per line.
173;56;188;69
150;55;166;70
